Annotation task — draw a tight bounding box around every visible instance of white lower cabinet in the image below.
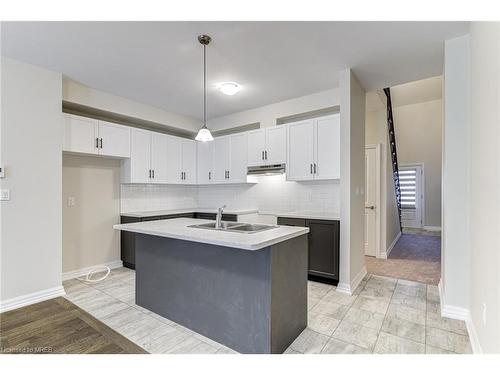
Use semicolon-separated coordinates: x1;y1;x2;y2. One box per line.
286;114;340;181
63;114;130;158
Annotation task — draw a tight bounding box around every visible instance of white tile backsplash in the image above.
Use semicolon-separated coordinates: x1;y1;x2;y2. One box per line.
121;174;340;215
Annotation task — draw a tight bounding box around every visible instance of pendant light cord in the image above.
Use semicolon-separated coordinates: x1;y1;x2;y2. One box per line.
203;43;207;127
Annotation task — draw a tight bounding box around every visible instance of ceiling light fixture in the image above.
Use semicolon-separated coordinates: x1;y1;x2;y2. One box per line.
195;34;214;142
218;82;242;96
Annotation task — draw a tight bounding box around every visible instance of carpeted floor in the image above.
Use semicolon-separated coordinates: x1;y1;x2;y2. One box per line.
365;233;441;285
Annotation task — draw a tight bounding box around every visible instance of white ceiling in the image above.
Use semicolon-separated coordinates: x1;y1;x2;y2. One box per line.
1;22;467;119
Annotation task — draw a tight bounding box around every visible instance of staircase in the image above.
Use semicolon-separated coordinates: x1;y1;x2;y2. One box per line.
383;87;403;231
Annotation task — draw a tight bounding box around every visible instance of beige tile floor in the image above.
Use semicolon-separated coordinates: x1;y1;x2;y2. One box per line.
63;268;471;354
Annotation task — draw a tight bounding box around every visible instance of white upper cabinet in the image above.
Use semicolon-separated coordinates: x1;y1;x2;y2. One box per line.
229;133;248;183
63;114;130;158
213;136;230;184
286;114;340;181
97;120;131;158
247;129;266;166
63;114;98;155
197;141;214;185
166;135;183;184
123;128;152;184
247;126;286;167
264;125;286;165
150;132;168;183
315;114;340;180
287;120;315;181
181;139;197;185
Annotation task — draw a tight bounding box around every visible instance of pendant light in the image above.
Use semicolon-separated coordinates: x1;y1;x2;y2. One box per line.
195;34;214;142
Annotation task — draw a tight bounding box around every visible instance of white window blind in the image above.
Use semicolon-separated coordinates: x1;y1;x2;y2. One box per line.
399;168;417;209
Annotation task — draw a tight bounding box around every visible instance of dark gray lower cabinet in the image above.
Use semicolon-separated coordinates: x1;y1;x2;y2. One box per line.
277;217;340;284
120;212;237;269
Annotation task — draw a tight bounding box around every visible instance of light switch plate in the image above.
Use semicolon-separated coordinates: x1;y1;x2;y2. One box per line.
0;189;10;201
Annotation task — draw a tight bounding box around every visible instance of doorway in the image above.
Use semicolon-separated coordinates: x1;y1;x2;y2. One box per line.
364;144;381;257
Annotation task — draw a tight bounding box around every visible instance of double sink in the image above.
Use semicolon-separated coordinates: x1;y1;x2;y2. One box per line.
189;221;277;234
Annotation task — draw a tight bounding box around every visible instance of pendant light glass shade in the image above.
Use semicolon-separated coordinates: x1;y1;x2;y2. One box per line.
195;126;214;142
196;34;214;142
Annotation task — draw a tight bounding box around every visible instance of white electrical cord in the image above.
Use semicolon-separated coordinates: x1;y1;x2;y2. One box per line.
77;266;111;283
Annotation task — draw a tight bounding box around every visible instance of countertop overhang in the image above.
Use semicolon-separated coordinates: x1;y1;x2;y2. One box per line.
120;208;258;218
113;218;309;251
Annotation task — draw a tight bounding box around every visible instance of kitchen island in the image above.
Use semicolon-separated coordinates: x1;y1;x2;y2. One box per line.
113;218;309;354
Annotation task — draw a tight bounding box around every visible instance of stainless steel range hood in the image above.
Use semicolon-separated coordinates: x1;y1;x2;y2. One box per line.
247;164;286;176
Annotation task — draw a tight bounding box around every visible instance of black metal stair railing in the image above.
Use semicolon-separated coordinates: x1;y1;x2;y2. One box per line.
383;87;402;231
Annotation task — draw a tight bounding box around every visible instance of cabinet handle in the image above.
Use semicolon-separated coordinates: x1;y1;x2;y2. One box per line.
265;150;268;160
183;172;186;180
314;163;317;174
262;151;265;160
152;169;155;179
228;170;230;179
149;169;151;179
208;171;211;180
310;164;313;174
96;138;99;148
99;138;103;149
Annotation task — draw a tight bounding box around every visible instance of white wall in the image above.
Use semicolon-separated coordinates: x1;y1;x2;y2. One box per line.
208;88;340;130
63;78;202;133
441;35;471;319
62;155;121;273
338;69;366;293
468;22;500;354
0;58;63;310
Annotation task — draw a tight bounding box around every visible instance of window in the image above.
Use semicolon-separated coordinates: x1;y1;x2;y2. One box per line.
399;168;417;209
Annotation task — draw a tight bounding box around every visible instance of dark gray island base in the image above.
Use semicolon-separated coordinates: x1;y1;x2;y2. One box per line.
135;233;308;354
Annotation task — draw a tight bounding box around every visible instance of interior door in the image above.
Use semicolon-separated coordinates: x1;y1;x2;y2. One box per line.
62;114;98;154
197;141;214;184
265;125;286;165
229;133;248;183
98;120;131;158
286;120;314;181
129;128;152;184
400;165;423;228
166;135;183;184
150;132;168;183
247;129;266;167
364;146;377;256
314;114;340;180
213;136;230;183
181;139;197;184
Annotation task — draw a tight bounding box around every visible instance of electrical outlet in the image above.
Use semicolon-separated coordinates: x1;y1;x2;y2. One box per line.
482;303;487;326
0;189;10;201
67;196;76;207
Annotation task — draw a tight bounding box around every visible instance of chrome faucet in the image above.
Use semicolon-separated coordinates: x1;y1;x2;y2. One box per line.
215;205;226;229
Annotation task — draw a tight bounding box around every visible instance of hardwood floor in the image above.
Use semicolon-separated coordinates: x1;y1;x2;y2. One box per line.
0;297;147;354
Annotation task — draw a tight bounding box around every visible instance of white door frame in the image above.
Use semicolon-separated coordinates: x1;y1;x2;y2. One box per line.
399;163;425;228
365;144;382;258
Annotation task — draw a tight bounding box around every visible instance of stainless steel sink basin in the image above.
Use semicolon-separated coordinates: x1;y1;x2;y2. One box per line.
189;221;278;233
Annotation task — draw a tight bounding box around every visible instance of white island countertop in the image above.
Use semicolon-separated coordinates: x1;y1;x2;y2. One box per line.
121;208;258;218
113;218;309;251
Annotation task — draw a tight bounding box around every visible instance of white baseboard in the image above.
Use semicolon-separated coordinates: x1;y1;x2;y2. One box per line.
337;266;367;295
62;260;123;281
0;286;66;313
380;231;401;259
423;226;442;232
438;278;482;354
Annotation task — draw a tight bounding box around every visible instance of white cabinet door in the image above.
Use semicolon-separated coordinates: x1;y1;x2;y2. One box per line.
166;135;183;184
197;141;214;184
97;121;131;158
247;129;266;167
182;139;197;184
229;133;248;183
150;132;168;183
287;120;314;181
129;128;152;184
265;125;286;165
62;114;98;154
213;136;230;184
315;114;340;180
